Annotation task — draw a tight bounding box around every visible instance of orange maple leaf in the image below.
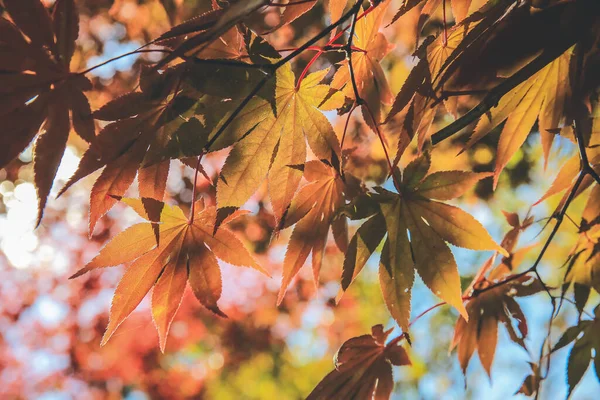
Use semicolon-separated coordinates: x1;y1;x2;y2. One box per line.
331;0;394;127
71;198;267;352
277;160;348;304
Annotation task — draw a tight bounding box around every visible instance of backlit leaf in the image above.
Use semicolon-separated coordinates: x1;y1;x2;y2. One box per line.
72;199;265;350
307;325;410;400
0;0;94;224
466;48;572;186
331;0;394;127
217;65;344;221
551;306;600;397
341;153;504;327
278;161;347;304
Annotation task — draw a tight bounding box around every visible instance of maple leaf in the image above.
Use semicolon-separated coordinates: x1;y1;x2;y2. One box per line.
264;0;318;33
534;152;600;219
451;266;543;376
560;188;600;311
307;324;410;400
153;0;268;67
156;13;248;62
331;0;394;127
389;0;487;28
534;154;582;206
61;33;280;235
0;0;95;223
340;153;506;331
588;98;600;147
329;0;349;24
551;305;600;397
59;65;198;234
464;47;572;185
71;198;267;352
277;160;348;304
516;362;541;397
386;23;474;154
155;0;317;65
216;65;345;221
451;214;542;376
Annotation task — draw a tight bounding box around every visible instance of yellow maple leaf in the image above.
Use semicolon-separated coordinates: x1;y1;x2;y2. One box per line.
466;48;572;186
216;64;345;221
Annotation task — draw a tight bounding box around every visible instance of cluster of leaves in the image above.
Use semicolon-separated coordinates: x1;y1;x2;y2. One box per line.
2;0;600;397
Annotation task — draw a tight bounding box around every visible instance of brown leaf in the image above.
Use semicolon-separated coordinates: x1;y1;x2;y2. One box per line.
307;325;410;400
452;264;543;376
33;101;70;225
1;0;94;223
3;0;55;50
52;0;79;66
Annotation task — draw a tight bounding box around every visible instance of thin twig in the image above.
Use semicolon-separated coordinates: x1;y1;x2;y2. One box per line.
78;48;171;76
295;1;377;88
188;153;205;224
340;103;358;150
343;0;402;190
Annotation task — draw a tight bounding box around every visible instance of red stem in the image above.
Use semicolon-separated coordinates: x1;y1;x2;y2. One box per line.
409;301;446;328
295;4;376;89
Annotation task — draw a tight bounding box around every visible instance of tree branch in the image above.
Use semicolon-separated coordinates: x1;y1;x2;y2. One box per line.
431;47;576;145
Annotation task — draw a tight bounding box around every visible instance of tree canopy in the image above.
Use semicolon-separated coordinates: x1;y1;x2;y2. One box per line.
1;0;600;398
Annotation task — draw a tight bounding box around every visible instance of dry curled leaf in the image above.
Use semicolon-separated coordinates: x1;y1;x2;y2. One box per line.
307;324;410;400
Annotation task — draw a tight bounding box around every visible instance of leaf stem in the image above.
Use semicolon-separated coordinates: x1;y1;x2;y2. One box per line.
340;103;358;150
342;1;402;191
295;1;377;89
363;102;402;190
409;301;446;328
267;0;316;6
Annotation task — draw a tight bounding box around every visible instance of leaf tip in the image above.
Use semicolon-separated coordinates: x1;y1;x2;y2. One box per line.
158;336;167;353
276;287;287;306
457;303;469;322
211;306;228;318
100;330;112;347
